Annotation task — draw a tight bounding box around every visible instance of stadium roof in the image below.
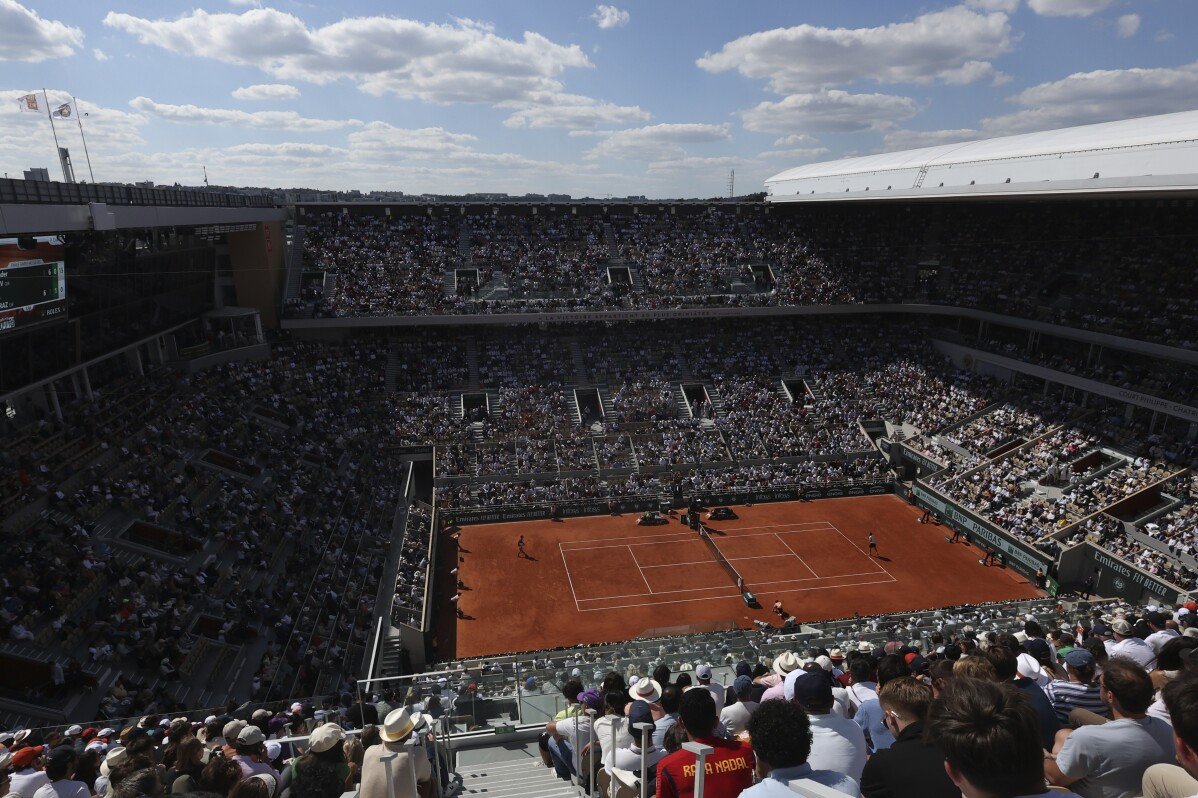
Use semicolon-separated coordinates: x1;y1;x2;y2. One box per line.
765;110;1198;203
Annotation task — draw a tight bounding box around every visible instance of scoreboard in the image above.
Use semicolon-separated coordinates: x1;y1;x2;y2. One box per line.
0;237;67;334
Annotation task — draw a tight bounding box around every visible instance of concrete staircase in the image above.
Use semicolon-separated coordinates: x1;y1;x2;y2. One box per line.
385;340;399;392
597;386;616;422
604;222;618;259
675;385;693;419
456;756;577;798
569;338;589;384
466;338;480;388
703;383;726;419
458;220;472;259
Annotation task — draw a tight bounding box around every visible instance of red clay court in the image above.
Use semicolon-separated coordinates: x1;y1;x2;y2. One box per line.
435;495;1042;659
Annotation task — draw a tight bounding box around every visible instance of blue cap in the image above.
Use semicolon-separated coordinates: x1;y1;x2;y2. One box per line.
1064;649;1095;669
733;675;753;694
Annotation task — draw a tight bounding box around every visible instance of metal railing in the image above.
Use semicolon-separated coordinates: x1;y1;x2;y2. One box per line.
0;178;275;208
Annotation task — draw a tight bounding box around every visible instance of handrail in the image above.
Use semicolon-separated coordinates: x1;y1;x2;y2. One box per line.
0;177;275;208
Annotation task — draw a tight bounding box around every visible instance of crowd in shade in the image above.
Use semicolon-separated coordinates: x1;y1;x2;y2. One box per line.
13;599;1198;798
288;202;1198;349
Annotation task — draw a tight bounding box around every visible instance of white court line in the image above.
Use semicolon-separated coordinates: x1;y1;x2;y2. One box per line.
574;569;890;603
637;552;796;569
707;521;833;533
576;576;898;612
629;545;656;595
557;521;833;550
559;543;581;612
561;526;835;553
826;522;895;580
773;532;819;579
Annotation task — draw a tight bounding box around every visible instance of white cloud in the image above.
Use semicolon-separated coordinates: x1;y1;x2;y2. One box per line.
757;146;831;160
0;0;84;62
982;61;1198;133
129;96;360;132
1027;0;1114;17
93;49;109;61
585;123;732;161
740;90;920;134
1116;14;1141;38
103;9;590;105
347;123;479;155
1155;30;1175;42
967;0;1020;11
882;59;1198;150
232;83;301;101
501;91;649;130
0;89;146;158
697;5;1014;92
591;5;630;30
646;155;752;173
882;127;981;150
772;134;818;147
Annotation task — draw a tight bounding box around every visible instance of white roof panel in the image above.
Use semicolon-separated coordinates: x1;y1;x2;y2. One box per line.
765;110;1198;201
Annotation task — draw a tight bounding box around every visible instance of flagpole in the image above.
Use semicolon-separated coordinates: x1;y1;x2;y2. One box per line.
72;96;95;183
41;88;65;181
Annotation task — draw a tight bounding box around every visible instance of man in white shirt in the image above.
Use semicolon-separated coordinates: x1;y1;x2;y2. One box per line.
845;655;879;715
693;664;727;708
32;748;89;798
1045;659;1174;797
1106;620;1158;671
1145;612;1180;655
789;670;868;783
8;746;49;798
719;676;759;737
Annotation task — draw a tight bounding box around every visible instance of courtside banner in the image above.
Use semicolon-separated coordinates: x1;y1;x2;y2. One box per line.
449;481;893;525
912;482;1051;577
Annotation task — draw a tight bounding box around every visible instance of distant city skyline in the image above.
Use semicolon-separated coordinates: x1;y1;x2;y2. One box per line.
1;0;1196;198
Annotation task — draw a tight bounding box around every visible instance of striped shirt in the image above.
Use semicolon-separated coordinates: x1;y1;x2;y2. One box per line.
1044;679;1110;723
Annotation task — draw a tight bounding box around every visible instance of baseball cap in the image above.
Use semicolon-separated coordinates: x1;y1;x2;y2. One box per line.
579;689;603;711
222;720;247;742
1024;639;1052;659
1147;611;1168;626
11;745;45;768
789;671;834;708
814;655;833;672
236;726;266;746
307;723;344;754
1064;649;1095;669
619;699;648;727
65;725;83;737
46;747;75;766
695;664;713;680
733;675;753;694
1111;619;1132;636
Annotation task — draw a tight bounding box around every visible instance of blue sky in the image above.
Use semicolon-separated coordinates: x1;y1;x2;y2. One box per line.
1;0;1196;197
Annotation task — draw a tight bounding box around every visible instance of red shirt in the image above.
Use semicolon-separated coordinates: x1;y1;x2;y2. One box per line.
656;736;754;798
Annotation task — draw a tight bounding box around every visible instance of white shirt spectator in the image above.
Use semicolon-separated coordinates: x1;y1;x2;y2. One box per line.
1105;636;1157;671
807;712;868;783
719;700;759;737
33;781;89;798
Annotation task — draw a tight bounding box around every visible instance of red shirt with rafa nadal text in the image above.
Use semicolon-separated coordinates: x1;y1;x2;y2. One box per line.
656;735;755;798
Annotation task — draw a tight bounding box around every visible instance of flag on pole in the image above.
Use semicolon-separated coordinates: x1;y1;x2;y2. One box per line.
53;103;72;119
18;93;38;112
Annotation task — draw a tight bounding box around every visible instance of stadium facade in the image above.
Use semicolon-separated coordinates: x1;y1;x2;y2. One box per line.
0;113;1195;778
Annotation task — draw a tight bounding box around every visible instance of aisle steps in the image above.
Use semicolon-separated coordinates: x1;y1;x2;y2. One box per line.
457;758;577;798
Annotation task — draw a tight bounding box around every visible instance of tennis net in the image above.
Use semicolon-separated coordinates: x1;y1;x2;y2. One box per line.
699;527;745;590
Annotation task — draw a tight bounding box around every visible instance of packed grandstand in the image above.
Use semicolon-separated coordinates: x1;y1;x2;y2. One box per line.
2;120;1198;798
